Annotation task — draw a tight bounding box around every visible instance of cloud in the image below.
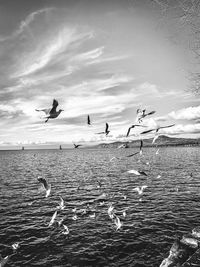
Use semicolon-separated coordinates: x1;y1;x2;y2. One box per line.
168;106;200;121
161;123;200;135
0;8;54;42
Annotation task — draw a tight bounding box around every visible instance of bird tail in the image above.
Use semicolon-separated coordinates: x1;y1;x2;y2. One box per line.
45;118;49;123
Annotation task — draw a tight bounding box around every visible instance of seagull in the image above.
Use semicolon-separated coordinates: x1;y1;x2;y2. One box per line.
156;148;159;155
37;176;51;198
152;134;159;144
74;143;82;148
108;204;115;219
58;218;64;226
113;216;123;231
62;224;69;235
0;255;10;267
96;123;110;136
56;196;65;210
137;109;156;123
12;242;20;251
127;169;147;176
48;211;57;227
133;186;148;195
87;115;91;125
36;99;64;123
89;213;96;219
126;124;147;137
72;215;78;220
141;124;175;134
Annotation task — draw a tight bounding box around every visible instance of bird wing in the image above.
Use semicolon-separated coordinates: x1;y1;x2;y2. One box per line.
105;123;109;132
35;108;51;115
50;99;59;114
141;129;155;134
37;177;48;190
159;124;175;129
141;185;148;190
147;111;156;116
126;127;131;137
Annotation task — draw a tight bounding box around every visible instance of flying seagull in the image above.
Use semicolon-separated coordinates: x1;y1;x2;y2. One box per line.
62;224;69;235
126;124;147;137
127;169;147;176
141;124;175;134
137;109;156;123
133;186;148;195
37;176;51;198
48;210;57;227
113;216;123;231
74;143;82;148
96;123;110;136
56;196;65;210
0;255;10;267
87;115;91;125
36;99;64;123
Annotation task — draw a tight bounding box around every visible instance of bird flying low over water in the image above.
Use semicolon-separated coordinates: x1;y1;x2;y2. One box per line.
114;216;123;231
0;255;10;267
37;176;51;198
73;143;82;148
62;224;69;235
56;196;65;210
36;99;64;123
133;186;148;195
126;124;147;137
96;123;110;136
141;124;175;134
127;169;147;176
48;211;57;227
87;115;91;125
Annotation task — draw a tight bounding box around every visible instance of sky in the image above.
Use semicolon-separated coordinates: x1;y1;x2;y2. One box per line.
0;0;199;149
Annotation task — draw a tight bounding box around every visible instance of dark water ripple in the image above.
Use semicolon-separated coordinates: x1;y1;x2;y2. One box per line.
0;147;200;266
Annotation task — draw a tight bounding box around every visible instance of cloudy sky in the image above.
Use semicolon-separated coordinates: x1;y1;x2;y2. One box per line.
0;0;199;148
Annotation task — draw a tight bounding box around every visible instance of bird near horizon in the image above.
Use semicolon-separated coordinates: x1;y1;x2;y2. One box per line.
37;176;51;197
140;124;175;135
36;99;64;123
96;123;110;136
87;115;91;125
73;143;82;148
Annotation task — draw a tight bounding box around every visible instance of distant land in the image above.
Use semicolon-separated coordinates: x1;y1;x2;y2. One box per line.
93;135;200;149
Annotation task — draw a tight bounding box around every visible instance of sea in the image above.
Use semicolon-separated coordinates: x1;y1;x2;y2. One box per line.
0;146;199;267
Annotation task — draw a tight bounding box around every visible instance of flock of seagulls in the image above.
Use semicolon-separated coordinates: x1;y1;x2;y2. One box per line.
2;98;195;267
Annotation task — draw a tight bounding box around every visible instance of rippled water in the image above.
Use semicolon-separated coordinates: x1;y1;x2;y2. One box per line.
0;147;200;267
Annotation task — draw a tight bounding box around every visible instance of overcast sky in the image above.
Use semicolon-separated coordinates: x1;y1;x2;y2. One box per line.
0;0;199;148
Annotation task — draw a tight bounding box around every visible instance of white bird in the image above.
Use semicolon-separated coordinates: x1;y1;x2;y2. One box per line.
127;169;147;176
48;211;57;227
114;216;123;231
156;148;160;155
37;176;51;198
56;196;65;210
12;242;20;251
123;211;126;217
0;255;10;267
72;215;78;220
36;99;64;123
58;218;64;227
89;213;96;219
108;205;115;219
62;224;69;235
152;134;159;144
157;175;161;179
133;186;148;195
